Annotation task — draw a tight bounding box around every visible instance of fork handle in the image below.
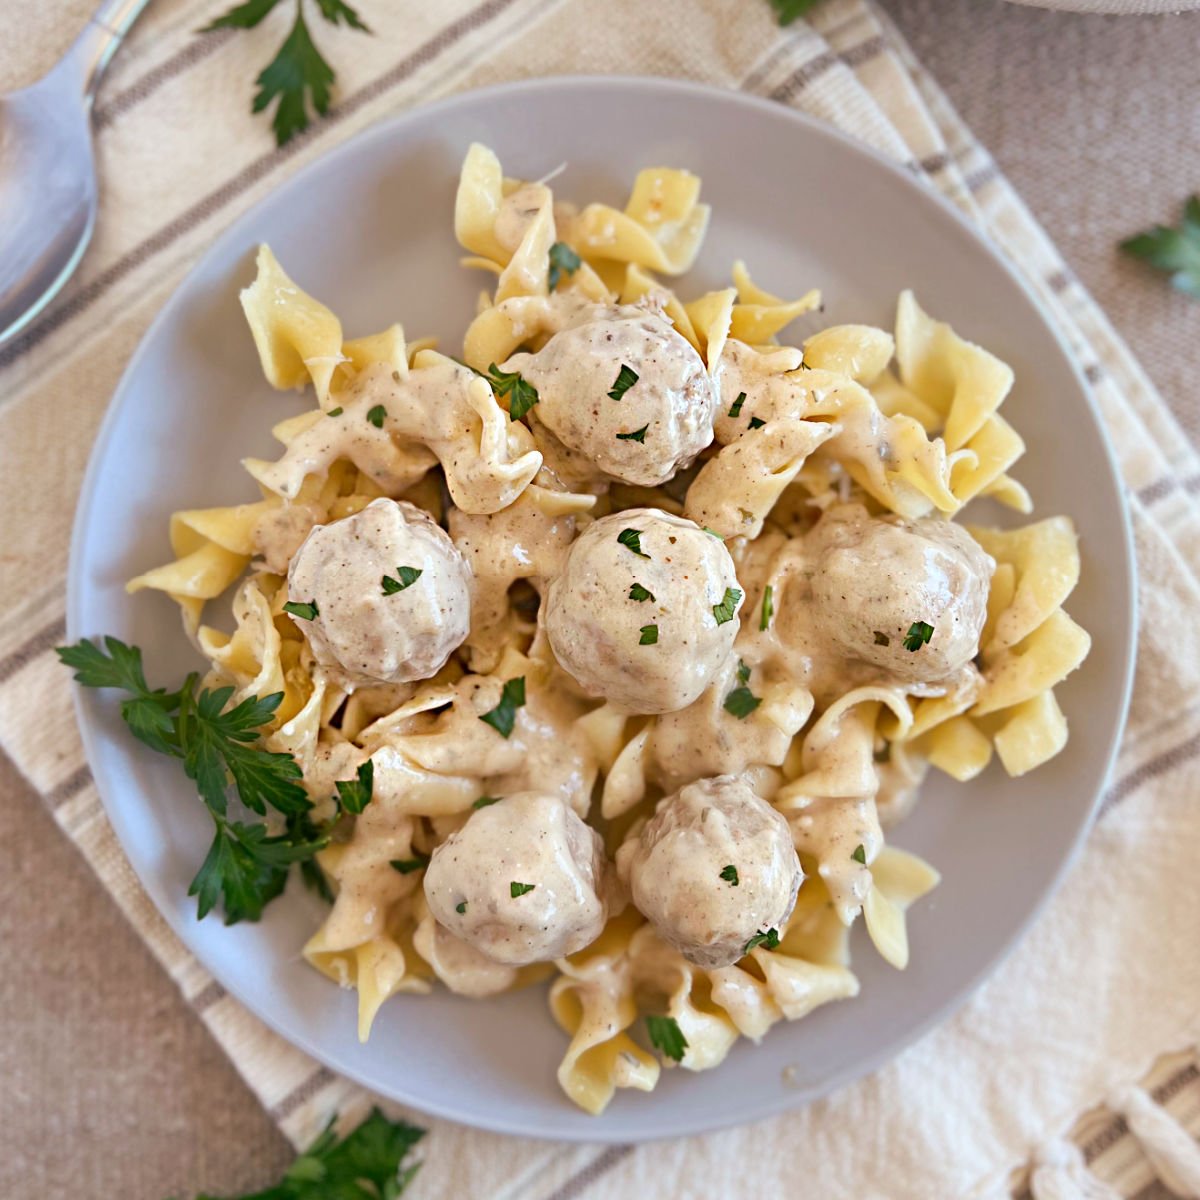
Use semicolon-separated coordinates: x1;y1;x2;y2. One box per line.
66;0;153;100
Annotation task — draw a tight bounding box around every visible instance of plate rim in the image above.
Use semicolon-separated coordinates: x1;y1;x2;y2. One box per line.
66;73;1137;1143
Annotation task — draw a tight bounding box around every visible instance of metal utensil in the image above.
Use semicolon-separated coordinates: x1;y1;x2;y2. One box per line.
0;0;151;346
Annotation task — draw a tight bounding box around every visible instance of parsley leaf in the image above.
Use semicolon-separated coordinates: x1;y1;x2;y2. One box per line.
472;795;500;809
703;527;724;540
1120;195;1200;299
618;528;650;558
723;686;761;720
510;881;536;898
607;364;639;401
334;759;374;815
616;424;648;443
313;0;369;30
479;676;526;738
639;624;659;645
628;583;655;602
712;587;743;626
456;901;467;914
284;600;318;621
743;927;780;954
760;584;774;631
391;855;429;875
736;659;751;684
851;844;867;865
366;404;387;429
486;363;539;421
202;0;284;30
719;864;739;886
903;621;934;652
748;416;767;430
646;1014;688;1063
728;391;747;418
548;241;582;291
327;406;343;416
381;566;422;595
767;0;824;25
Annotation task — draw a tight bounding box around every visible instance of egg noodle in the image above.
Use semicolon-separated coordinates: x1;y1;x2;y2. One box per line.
128;144;1090;1114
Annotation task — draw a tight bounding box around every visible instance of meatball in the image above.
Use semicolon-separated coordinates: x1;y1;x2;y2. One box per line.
287;497;471;687
617;776;802;970
806;503;994;685
423;792;610;966
504;304;716;486
543;508;742;714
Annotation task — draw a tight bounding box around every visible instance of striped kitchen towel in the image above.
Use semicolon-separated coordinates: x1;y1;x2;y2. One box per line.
0;1;1198;1197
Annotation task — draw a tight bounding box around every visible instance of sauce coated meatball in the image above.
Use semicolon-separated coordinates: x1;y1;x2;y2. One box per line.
617;776;802;970
423;792;610;966
543;508;742;714
806;503;994;685
287;497;471;686
505;305;717;486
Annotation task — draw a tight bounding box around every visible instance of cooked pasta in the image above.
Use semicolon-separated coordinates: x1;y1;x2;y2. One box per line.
129;144;1090;1113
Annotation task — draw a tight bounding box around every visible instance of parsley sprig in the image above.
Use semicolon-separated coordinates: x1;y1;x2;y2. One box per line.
57;637;334;924
202;0;371;148
646;1014;688;1063
487;363;540;421
903;621;934;652
767;0;824;23
548;241;581;291
479;676;526;738
184;1106;425;1199
1120;196;1200;299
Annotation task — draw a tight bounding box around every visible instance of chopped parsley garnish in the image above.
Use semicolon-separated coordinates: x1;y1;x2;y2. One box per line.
723;686;761;720
487;363;540;421
607;364;640;401
283;600;319;621
473;795;500;809
616;424;648;443
639;624;659;645
456;901;467;914
479;676;526;738
381;565;422;595
1119;195;1200;299
736;659;751;684
851;844;867;865
618;528;650;558
873;631;890;646
510;881;536;898
728;391;747;418
390;855;429;875
903;621;935;652
327;406;343;417
719;864;739;887
629;583;655;602
334;759;374;815
759;585;774;631
703;527;724;539
712;587;743;626
366;404;387;428
748;416;767;430
547;241;582;291
743;927;780;954
646;1014;688;1063
56;637;323;925
767;0;824;26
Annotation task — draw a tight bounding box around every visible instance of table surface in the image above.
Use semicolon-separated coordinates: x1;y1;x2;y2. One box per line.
2;2;1196;1196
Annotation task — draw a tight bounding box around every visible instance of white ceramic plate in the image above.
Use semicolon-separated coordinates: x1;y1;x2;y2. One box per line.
68;77;1135;1142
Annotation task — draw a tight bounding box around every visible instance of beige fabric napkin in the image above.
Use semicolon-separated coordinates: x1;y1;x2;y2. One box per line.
2;1;1199;1197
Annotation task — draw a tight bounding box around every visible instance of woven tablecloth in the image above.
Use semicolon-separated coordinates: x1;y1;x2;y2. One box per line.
1;1;1199;1197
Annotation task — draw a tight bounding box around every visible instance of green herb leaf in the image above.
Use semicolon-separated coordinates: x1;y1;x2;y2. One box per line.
736;659;751;684
616;424;648;443
851;844;867;865
334;759;374;815
873;631;890;646
618;528;650;558
313;0;370;31
723;686;761;720
748;416;766;430
510;881;536;898
1120;195;1200;299
201;0;284;31
743;927;780;954
487;363;540;421
250;8;336;147
327;406;343;417
728;391;747;418
472;795;500;809
548;241;582;291
479;676;526;738
366;404;387;428
759;584;774;631
628;583;655;602
456;901;467;914
639;624;659;645
702;526;725;539
646;1014;688;1063
767;0;824;26
903;620;934;652
284;600;319;621
719;864;739;887
391;855;429;875
381;565;423;595
607;364;640;401
712;586;743;626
